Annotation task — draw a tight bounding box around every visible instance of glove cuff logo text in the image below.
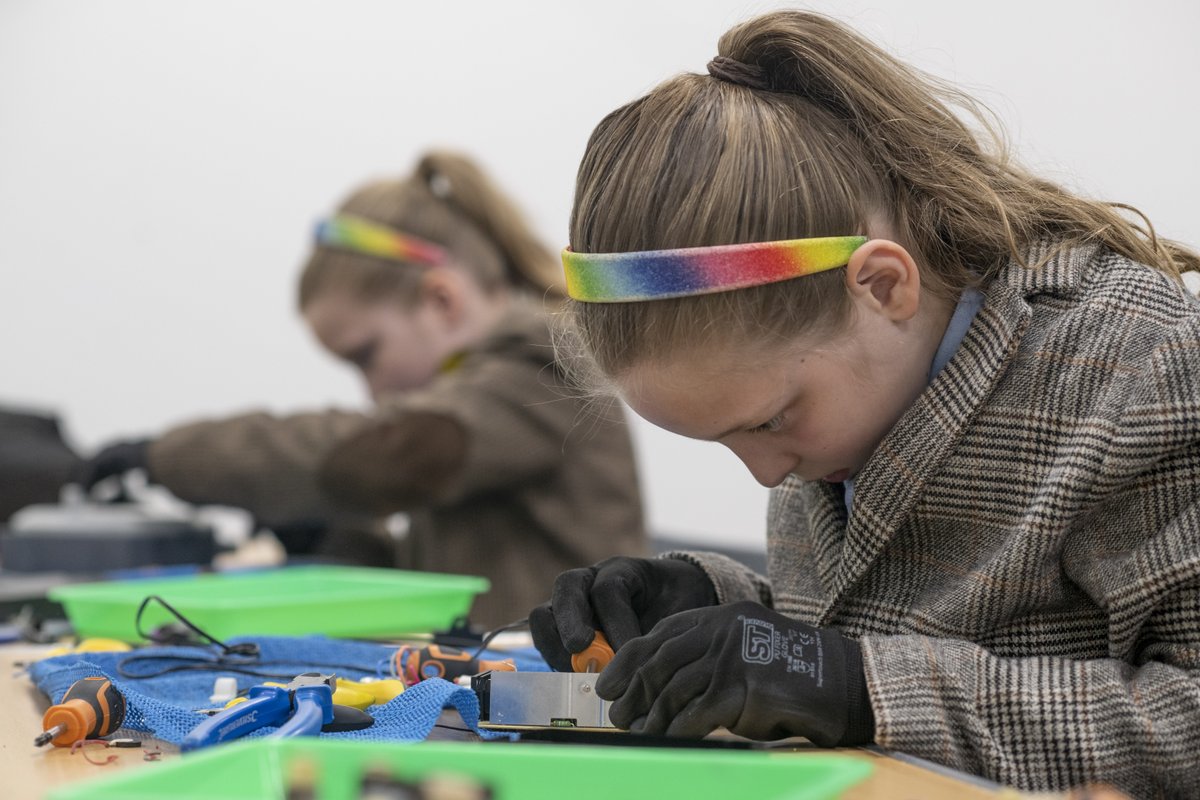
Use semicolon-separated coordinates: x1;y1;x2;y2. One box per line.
741;617;775;664
738;614;824;686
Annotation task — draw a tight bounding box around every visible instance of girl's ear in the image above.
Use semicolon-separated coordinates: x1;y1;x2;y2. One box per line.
418;269;467;326
843;239;921;321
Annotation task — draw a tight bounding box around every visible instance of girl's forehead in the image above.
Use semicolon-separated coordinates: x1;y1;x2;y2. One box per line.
617;344;803;435
622;336;817;384
303;291;385;347
619;345;749;391
304;290;365;328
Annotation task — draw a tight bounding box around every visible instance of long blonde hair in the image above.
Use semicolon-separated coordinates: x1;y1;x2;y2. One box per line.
299;150;563;309
566;11;1198;382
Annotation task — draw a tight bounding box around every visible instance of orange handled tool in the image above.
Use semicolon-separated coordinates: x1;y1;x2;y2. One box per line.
571;631;615;673
34;676;126;747
397;644;516;684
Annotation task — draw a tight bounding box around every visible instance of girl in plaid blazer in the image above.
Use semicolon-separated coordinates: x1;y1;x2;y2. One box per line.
530;10;1200;798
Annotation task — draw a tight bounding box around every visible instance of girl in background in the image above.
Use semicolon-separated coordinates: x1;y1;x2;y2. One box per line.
83;151;646;628
530;11;1200;796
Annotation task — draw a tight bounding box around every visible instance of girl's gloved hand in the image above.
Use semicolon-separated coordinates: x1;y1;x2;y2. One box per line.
595;601;875;746
529;556;718;672
76;439;151;491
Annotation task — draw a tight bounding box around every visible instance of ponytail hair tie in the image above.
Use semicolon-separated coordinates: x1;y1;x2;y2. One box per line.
707;55;770;91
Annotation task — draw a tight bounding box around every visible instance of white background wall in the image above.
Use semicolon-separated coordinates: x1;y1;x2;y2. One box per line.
2;0;1197;549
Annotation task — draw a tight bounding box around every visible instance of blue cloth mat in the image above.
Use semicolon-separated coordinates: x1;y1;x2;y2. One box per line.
29;636;549;745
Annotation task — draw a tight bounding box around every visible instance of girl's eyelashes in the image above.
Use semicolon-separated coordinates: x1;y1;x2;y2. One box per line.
748;415;784;434
345;341;377;369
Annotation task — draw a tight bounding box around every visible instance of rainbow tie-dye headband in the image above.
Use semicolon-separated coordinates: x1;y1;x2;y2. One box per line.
315;214;446;266
562;236;867;302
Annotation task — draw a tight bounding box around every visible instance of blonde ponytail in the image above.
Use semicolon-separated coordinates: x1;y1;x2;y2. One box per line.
715;12;1199;282
417;151;565;297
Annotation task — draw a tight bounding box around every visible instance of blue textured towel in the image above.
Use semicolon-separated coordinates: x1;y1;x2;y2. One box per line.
29;636;548;745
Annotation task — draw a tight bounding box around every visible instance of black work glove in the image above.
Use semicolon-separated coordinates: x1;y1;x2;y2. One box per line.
595;600;874;746
529;556;718;672
76;439;151;491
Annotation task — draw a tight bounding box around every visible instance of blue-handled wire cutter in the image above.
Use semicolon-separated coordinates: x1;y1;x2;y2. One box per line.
181;673;336;752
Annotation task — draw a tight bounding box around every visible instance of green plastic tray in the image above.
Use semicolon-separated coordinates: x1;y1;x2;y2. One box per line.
47;738;874;800
48;566;490;641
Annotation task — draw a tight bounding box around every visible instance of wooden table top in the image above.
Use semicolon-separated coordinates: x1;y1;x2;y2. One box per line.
2;643;1015;800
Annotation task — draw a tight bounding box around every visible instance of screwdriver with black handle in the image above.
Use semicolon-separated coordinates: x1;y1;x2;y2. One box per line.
34;676;126;747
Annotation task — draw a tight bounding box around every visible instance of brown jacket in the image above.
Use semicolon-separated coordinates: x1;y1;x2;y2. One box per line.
675;243;1200;797
147;298;646;628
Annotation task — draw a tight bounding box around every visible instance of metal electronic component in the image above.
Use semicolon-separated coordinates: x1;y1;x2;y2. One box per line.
472;671;617;730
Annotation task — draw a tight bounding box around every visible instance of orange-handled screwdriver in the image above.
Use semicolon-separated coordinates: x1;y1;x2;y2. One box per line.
34;676;126;747
397;644;517;684
571;631;615;673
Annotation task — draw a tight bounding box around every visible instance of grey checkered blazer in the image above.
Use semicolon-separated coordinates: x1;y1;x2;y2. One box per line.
681;241;1200;797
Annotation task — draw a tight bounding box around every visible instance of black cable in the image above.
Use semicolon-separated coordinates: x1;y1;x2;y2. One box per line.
469;617;529;659
123;595;529;682
134;595;259;657
122;595;389;679
117;656;293;681
116;651;386;680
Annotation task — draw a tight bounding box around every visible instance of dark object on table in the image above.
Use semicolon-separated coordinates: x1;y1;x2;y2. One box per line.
0;407;82;522
0;497;216;572
508;726;764;749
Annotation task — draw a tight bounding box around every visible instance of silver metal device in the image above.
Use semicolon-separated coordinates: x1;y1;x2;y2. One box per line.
473;670;616;730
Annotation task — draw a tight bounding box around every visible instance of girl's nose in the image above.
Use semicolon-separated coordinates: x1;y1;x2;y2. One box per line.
726;442;795;488
364;371;388;403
